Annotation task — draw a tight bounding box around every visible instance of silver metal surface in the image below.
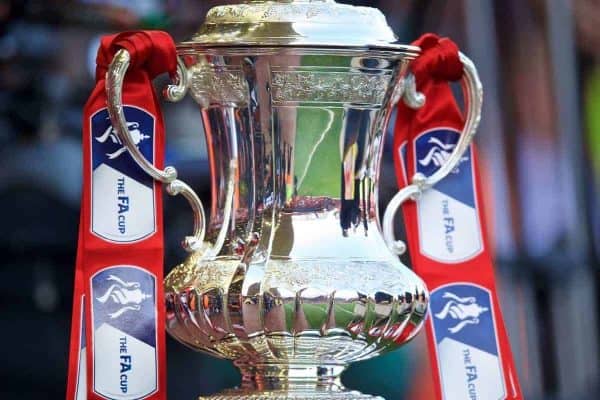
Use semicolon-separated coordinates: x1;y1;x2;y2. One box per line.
105;3;483;399
164;56;190;102
106;49;238;253
165;180;208;253
162;47;431;400
183;0;418;49
382;185;421;255
402;73;426;110
106;49;178;183
382;52;483;255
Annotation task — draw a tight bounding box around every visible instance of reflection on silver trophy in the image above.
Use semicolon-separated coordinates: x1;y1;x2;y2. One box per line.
105;1;482;398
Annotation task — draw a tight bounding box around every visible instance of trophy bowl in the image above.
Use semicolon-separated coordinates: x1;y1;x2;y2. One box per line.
105;1;482;398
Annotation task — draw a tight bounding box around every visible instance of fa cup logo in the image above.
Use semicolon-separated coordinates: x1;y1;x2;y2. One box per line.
95;120;150;160
96;274;152;319
434;291;489;334
418;137;468;174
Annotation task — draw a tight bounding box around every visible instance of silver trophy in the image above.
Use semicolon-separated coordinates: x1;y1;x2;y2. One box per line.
105;1;482;398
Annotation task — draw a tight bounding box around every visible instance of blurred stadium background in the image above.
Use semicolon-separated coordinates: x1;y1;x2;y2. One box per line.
0;0;599;399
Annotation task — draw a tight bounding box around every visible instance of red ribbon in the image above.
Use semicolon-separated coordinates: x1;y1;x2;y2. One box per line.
67;31;175;400
410;33;463;83
394;34;523;399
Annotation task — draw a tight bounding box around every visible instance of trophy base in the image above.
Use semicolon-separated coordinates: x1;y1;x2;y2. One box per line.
199;389;383;400
198;364;384;400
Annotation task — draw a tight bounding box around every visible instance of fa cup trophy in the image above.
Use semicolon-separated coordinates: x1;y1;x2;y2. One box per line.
104;1;482;398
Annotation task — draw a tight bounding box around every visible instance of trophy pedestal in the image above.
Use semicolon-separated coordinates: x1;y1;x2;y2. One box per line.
199;389;382;400
198;364;384;400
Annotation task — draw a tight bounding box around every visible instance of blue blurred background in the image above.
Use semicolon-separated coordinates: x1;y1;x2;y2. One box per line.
0;0;599;399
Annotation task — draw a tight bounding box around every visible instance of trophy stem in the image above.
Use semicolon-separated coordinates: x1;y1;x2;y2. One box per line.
248;363;346;391
199;363;384;399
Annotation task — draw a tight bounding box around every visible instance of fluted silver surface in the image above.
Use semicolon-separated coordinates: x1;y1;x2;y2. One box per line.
164;46;429;399
101;2;484;399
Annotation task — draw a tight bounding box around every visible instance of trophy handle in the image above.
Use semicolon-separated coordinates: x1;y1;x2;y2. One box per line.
106;48;236;255
383;52;483;255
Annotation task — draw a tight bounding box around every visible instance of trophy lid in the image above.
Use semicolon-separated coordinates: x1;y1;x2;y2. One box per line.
181;0;416;51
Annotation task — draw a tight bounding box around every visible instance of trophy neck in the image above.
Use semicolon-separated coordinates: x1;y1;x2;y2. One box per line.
238;363;347;392
191;49;411;260
268;103;391;260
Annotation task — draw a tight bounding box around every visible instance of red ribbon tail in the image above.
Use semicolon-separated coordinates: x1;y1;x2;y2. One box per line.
67;30;175;400
393;34;524;399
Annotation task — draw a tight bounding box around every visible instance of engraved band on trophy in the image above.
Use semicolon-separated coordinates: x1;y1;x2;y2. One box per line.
105;1;482;399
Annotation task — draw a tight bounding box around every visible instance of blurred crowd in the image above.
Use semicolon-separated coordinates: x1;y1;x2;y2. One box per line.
0;1;599;399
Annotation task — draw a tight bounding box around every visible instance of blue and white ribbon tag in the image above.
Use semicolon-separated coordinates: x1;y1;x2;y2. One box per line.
90;106;156;243
91;266;158;399
431;284;506;400
414;128;483;262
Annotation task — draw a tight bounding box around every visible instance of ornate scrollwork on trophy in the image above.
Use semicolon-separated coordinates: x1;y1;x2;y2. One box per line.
189;67;248;106
270;70;392;105
263;260;409;294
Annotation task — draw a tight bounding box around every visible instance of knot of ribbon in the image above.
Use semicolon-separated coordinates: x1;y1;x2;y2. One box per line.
411;33;463;83
95;30;177;81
